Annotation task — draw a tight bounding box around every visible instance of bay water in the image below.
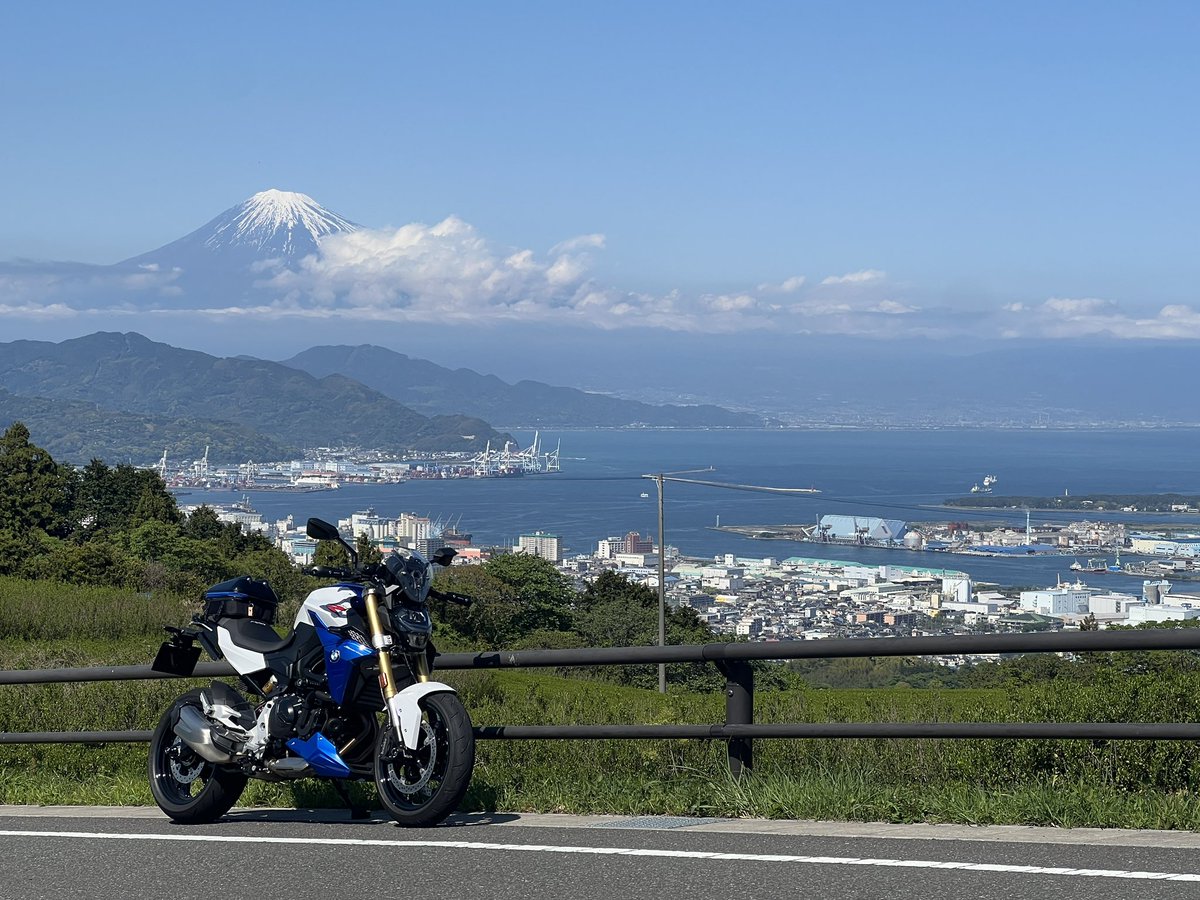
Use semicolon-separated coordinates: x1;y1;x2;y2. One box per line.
184;428;1200;589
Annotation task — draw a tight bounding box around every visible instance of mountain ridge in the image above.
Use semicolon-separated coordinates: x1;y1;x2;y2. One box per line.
0;332;509;464
281;344;772;428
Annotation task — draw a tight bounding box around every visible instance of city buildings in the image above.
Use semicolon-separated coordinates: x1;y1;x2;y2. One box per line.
517;531;563;562
196;497;1200;662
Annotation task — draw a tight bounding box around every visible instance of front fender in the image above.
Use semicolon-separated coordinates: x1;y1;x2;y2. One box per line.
385;681;457;750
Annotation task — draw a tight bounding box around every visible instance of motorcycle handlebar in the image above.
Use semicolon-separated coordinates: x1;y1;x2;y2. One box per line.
308;565;355;579
430;588;473;608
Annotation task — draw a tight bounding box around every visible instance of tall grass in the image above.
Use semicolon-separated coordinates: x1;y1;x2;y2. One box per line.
4;574;1200;826
0;576;194;642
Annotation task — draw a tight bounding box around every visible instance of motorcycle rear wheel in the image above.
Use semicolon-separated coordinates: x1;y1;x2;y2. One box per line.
374;692;475;827
148;688;248;824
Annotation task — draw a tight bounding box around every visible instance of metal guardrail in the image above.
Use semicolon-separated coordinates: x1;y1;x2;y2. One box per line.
3;627;1200;776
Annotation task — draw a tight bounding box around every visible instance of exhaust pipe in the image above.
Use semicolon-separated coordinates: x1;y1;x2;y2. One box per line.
174;705;235;763
266;758;311;778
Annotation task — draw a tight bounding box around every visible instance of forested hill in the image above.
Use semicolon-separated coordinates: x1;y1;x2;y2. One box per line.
282;344;770;428
0;332;510;463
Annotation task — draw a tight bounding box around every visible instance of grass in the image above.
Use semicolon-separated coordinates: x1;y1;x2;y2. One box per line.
4;574;1200;828
4;668;1199;829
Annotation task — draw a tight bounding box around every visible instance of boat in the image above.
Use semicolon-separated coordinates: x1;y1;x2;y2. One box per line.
291;475;341;490
969;474;997;494
640;492;650;499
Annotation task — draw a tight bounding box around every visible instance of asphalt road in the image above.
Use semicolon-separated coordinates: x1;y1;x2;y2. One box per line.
2;807;1199;900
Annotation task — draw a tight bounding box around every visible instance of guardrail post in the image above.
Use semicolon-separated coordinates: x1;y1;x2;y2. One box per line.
720;660;754;777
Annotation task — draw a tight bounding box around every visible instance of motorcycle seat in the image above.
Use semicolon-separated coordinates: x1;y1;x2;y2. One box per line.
221;617;295;654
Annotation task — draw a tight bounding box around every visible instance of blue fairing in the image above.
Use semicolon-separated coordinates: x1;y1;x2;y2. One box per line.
286;732;351;778
310;612;374;705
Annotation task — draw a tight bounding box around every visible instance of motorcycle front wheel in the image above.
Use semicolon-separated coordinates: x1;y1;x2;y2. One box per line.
374;692;475;827
148;688;248;824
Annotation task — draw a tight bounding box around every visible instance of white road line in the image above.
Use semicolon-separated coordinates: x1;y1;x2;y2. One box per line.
0;829;1197;882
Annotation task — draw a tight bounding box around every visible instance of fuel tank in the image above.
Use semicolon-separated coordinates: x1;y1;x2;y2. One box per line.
294;583;363;630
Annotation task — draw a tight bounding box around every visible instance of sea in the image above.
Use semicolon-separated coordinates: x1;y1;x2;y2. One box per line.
180;428;1200;590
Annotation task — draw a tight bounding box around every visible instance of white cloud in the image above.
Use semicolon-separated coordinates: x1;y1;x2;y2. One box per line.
1000;297;1200;340
1041;297;1120;317
704;293;758;312
5;213;1192;345
0;301;82;320
820;269;886;286
869;299;918;314
243;222;931;339
550;234;606;254
793;301;852;317
757;275;806;294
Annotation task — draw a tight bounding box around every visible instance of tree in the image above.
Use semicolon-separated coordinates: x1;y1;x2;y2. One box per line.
574;570;720;690
482;553;575;634
355;531;383;566
314;539;351;569
20;534;144;589
132;478;181;526
434;565;525;647
71;461;177;535
0;422;73;536
182;505;224;541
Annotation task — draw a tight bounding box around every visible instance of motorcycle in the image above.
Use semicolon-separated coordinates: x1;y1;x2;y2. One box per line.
149;517;475;827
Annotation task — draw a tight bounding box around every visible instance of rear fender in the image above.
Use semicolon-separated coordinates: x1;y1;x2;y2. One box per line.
385;681;457;750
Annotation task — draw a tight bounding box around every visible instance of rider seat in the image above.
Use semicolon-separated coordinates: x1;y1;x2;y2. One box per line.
221;617;295;654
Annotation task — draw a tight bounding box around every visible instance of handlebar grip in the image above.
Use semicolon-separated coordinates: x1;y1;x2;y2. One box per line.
309;565;349;578
432;589;473;607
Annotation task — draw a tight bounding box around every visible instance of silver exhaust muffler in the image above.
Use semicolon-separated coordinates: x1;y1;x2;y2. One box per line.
174;705;235;763
266;758;312;778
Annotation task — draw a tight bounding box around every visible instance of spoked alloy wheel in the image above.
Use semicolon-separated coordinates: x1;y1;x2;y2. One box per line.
375;692;475;827
148;689;247;824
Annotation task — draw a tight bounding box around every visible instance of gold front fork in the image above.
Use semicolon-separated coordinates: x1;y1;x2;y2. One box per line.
364;587;399;700
364;587;430;697
412;650;430;683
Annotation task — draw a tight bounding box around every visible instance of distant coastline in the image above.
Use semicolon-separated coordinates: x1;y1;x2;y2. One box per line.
945;493;1200;514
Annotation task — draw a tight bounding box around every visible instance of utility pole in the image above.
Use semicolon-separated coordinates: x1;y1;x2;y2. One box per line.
640;467;818;696
656;472;666;693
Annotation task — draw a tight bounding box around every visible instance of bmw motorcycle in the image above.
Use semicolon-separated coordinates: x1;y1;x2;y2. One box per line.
149;517;475;827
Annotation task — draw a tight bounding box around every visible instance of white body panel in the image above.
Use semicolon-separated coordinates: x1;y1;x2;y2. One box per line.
294;585;360;630
386;682;457;750
216;626;268;675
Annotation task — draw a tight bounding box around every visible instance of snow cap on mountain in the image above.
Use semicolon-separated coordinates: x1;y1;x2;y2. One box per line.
204;189;359;256
119;189;360;275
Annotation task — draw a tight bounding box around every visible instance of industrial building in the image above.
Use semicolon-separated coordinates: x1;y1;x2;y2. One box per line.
817;515;907;543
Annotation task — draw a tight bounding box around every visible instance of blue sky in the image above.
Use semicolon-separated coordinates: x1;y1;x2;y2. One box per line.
2;1;1198;355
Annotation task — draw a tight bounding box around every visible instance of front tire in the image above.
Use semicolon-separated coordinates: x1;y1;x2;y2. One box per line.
148;688;247;824
375;692;475;827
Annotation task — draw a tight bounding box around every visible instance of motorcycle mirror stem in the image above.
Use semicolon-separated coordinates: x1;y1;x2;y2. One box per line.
306;517;358;570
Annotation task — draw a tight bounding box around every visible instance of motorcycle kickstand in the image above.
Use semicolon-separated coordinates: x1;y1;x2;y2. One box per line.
330;780;370;820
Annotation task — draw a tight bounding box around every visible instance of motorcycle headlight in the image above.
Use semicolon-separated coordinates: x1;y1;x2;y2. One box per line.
385;550;433;605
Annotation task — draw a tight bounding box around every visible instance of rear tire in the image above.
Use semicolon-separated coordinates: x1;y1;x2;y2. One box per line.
375;692;475;827
148;688;248;824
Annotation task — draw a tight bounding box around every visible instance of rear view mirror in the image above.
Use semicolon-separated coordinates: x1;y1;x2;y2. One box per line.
431;547;458;567
306;518;341;542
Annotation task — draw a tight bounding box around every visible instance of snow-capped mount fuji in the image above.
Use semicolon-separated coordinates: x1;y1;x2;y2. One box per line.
117;189;359;299
123;189;358;267
201;189;357;256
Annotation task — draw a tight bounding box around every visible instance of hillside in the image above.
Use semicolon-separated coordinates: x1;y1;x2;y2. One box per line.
0;388;292;463
282;344;770;428
0;332;510;463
